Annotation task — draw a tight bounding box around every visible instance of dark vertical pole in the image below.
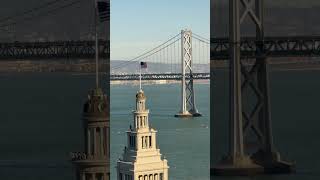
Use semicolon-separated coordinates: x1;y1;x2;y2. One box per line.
95;0;99;89
229;0;244;161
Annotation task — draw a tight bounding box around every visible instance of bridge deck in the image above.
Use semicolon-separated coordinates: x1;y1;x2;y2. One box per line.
0;40;109;60
110;73;210;81
211;36;320;60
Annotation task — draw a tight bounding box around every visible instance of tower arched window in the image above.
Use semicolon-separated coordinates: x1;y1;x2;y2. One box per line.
141;137;144;149
144;136;148;148
160;173;163;180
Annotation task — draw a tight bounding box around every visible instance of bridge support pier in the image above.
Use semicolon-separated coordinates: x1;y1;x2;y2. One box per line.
175;30;202;118
212;0;294;175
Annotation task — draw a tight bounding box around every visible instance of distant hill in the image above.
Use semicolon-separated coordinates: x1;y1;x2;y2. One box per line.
111;60;209;74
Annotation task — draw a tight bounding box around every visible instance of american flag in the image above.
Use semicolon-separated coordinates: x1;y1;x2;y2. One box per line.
96;0;110;22
140;62;147;68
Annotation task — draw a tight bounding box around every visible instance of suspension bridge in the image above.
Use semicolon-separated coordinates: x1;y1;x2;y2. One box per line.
111;30;210;117
0;0;109;60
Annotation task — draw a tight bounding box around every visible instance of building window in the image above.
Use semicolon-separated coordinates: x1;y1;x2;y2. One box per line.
103;127;107;155
89;128;95;156
142;137;144;149
96;173;103;180
133;136;136;148
119;173;123;180
125;174;131;180
160;173;163;180
144;136;148;148
129;136;135;148
149;136;152;148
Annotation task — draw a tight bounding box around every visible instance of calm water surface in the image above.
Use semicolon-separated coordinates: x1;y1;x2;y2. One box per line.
0;73;105;180
1;70;316;180
0;73;210;180
211;69;320;180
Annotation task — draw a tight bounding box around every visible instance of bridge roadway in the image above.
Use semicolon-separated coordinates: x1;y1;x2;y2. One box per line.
110;73;210;81
0;40;109;60
211;36;320;60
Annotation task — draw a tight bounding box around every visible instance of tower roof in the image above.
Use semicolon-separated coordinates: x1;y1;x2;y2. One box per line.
83;87;109;119
136;89;146;100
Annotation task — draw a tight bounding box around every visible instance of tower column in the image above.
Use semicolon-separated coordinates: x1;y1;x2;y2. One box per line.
212;0;263;175
152;133;156;149
175;30;201;117
212;0;294;176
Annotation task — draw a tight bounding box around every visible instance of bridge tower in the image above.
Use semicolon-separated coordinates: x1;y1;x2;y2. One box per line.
175;30;202;117
212;0;294;175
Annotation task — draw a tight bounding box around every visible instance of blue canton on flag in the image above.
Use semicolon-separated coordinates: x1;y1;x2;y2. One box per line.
140;62;147;68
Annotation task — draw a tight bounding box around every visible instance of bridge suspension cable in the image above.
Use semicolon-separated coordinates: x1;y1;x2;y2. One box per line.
111;32;181;71
192;32;210;43
0;0;75;25
0;0;85;30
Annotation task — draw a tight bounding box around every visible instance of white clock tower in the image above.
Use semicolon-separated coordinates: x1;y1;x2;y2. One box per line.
117;89;169;180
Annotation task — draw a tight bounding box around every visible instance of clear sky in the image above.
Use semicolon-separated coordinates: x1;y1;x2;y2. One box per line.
111;0;210;60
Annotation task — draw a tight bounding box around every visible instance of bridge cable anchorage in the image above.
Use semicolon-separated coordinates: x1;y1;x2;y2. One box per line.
0;0;85;31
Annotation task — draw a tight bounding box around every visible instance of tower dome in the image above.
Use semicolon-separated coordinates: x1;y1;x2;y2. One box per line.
135;90;147;112
136;90;146;100
83;88;109;121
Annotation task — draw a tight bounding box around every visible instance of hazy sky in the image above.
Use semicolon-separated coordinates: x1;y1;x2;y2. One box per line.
111;0;210;60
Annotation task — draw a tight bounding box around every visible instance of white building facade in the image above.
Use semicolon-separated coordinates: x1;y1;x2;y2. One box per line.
117;90;169;180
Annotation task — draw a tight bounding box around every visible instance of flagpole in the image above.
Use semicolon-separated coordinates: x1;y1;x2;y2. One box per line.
95;0;99;89
139;62;142;91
